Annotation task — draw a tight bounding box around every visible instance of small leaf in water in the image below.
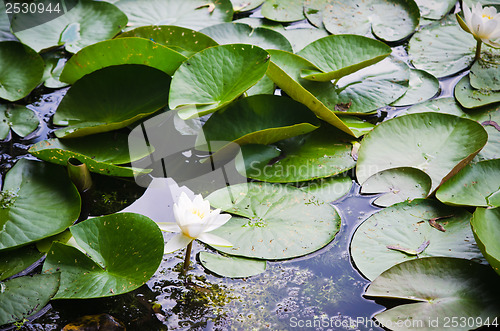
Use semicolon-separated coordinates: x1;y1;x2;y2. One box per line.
386;245;419;256
428;215;452;232
416;240;430;254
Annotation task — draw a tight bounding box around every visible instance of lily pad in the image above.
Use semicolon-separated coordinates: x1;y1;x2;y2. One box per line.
41;51;69;89
245;75;275;96
365;257;500;330
408;15;476;77
42;213;164;299
115;0;233;31
241;125;356;183
0;2;16;41
455;74;500;109
231;0;265;13
207;182;341;259
295;175;353;203
471;207;500;275
199;252;266;278
12;0;127;53
0;159;80;251
0;273;60;326
436;159;500;207
197;94;320;150
351;199;482;280
116;25;218;57
29;132;152;177
261;0;305;23
414;0;457;20
0;41;44;102
297;34;391;82
323;0;420;43
0;245;43;281
60;38;186;84
169;44;270;120
303;0;327;28
0;104;39;139
53;64;171;138
390;69;439;106
200;23;292;51
470;58;500;91
356;113;488;192
280;28;329;53
361;167;432;207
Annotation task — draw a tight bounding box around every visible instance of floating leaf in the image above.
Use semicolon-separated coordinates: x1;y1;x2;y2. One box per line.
0;41;44;102
261;0;305;23
230;0;265;12
117;25;218;57
241;125;356;182
0;2;16;41
43;213;164;299
323;0;420;43
0;245;43;281
60;38;186;84
199;252;266;278
296;35;391;82
0;273;60;326
280;28;329;53
295;176;353;203
53;64;171;138
0;104;39;139
115;0;233;31
365;257;500;330
470;58;500;91
356;113;488;192
197;94;320;150
471;207;500;276
436;159;500;207
390;69;439;106
169;44;270;120
0;159;80;251
29;132;152;177
414;0;456;20
207;182;341;259
361;167;432;207
455;74;500;109
41;51;69;89
200;22;292;51
351;199;482;280
303;0;327;28
12;0;127;53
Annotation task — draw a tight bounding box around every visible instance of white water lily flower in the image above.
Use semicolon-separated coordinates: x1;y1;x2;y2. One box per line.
158;192;232;253
461;2;500;48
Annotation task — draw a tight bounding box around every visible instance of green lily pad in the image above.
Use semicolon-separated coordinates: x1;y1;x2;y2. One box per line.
12;0;127;53
197;94;320;150
169;44;270;120
303;0;327;28
115;0;233;31
295;176;353;203
200;23;292;51
391;69;439;106
0;245;43;281
0;2;16;41
233;17;285;31
231;0;265;12
207;182;341;259
280;28;329;53
471;207;500;276
365;257;500;330
0;159;80;251
53;64;171;138
41;51;69;89
241;125;356;183
261;0;305;23
60;38;186;84
42;213;164;299
351;199;482;280
0;273;60;326
436;159;500;207
408;15;476;78
0;41;44;102
245;75;275;96
296;35;391;82
323;0;420;43
356;113;488;192
199;252;266;278
116;25;218;57
415;0;457;20
455;74;500;109
0;104;39;139
361;167;432;207
29;132;152;177
339;116;376;138
470;58;500;91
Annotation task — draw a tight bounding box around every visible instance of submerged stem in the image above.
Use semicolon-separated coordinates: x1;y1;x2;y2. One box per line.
475;39;482;61
183;241;193;272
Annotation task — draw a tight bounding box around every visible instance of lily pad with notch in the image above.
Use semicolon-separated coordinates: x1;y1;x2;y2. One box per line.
261;0;305;23
455;74;500;109
295;176;353;203
390;68;439;106
207;182;341;260
230;0;265;13
471;207;500;276
199;251;266;278
0;245;44;281
0;104;39;140
53;64;171;138
415;0;457;20
351;199;483;280
470;57;500;91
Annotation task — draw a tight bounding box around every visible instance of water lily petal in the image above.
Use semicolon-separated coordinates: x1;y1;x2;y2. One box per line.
164;233;193;253
185;223;207;238
205;212;232;232
157;222;181;232
464;3;473;28
471;12;483;35
197;232;233;247
177;191;193;211
480;19;497;37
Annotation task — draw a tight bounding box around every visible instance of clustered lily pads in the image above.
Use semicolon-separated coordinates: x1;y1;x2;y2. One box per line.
1;0;500;329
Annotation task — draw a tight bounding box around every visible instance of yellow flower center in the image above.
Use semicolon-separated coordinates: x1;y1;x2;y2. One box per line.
483;14;493;20
191;209;205;218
